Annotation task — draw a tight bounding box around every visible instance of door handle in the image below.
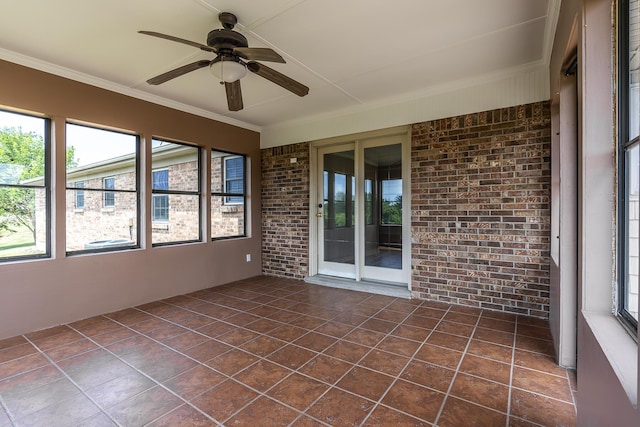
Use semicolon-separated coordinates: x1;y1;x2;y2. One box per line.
316;211;323;218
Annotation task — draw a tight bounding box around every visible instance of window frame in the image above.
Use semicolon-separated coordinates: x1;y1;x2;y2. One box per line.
211;151;246;240
64;122;140;255
151;138;201;247
618;0;639;332
0;110;51;262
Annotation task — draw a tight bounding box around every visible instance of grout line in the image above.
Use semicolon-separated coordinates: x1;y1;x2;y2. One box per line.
0;391;17;427
432;307;483;426
505;313;519;426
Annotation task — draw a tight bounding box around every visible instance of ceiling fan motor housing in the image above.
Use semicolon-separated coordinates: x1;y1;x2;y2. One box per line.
207;29;248;52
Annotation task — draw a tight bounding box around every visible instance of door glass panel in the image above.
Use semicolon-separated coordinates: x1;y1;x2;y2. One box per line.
364;144;402;269
323;150;355;264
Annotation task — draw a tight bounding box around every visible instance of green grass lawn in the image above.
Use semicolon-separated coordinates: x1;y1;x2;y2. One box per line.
0;225;39;257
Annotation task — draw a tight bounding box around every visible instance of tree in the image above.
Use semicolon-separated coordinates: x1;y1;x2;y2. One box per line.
381;195;402;225
0;126;75;241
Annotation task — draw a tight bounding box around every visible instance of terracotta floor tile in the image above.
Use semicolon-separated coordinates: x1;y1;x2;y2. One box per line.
414;343;463;370
289;415;326;426
0;407;10;427
459;354;512;385
437;396;507;427
313;321;354;338
336;366;394;401
517;323;553;341
24;325;72;342
510;388;577;427
205;348;258;376
266;324;308;341
449;372;510;412
0;353;49;380
435;320;476;337
514;348;568;377
515;334;555;356
184;339;232;362
427;331;470;352
473;327;515;347
160;330;209;352
412;306;447;320
400;359;455;393
298;354;353;384
239;335;286;357
163;365;226;400
382;379;444;423
30;328;84;351
215;327;260;347
42;338;98;362
467;339;513;364
0;364;64;397
365;405;431;426
3;377;80;419
373;309;409;323
108;385;183;426
323;340;370;363
85;371;155;409
360;318;397;334
512;366;573;402
477;316;516;333
147;404;216;426
376;335;420;357
290;315;327;330
294;332;337;352
358;349;409;376
444;311;480;326
0;343;37;364
233;359;291;392
71;317;123;337
331;312;368;327
244;318;282;334
192;379;259;422
0;336;28;351
90;326;137;346
227;396;300;426
306;387;375;426
13;392;101;427
58;349;138;389
390;324;433;342
343;328;386;347
267;344;316;370
266;373;329;411
194;320;236;338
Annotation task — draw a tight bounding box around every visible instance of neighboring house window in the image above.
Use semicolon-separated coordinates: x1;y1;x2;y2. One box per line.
619;0;639;329
103;177;115;208
0;109;50;262
151;138;200;246
75;182;84;209
65;123;139;253
211;151;246;239
152;169;169;222
224;156;244;205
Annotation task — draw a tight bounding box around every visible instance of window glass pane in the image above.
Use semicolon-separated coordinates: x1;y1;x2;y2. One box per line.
152;139;199;192
0;110;48;260
381;179;402;225
211;196;244;238
153;194;200;244
334;173;347;227
626;144;640;321
65;123;138;252
630;0;640;140
75;182;84;209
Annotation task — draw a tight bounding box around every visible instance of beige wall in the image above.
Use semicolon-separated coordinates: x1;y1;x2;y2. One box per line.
551;0;640;425
0;59;262;340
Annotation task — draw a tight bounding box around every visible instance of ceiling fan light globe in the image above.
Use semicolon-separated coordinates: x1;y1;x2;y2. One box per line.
209;60;247;83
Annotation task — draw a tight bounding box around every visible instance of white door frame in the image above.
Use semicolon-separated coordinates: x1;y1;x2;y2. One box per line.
308;126;411;286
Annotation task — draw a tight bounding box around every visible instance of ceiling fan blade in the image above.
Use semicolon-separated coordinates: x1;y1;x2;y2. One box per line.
247;61;309;97
234;47;285;63
225;80;244;111
138;31;216;53
146;60;212;85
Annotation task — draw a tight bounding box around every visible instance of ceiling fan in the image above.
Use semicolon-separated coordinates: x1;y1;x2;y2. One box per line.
139;12;309;112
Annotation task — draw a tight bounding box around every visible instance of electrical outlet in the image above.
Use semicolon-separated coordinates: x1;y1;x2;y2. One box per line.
246;254;251;262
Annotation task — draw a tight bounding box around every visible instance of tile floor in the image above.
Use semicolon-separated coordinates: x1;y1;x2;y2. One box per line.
0;276;577;426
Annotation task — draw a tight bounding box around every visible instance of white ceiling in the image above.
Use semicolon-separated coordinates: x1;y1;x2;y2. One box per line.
0;0;559;146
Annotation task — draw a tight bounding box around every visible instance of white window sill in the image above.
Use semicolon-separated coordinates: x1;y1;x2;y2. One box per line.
583;311;638;408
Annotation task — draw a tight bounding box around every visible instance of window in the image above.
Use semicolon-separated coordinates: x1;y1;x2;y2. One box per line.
619;0;640;329
381;179;402;225
103;178;115;208
65;123;138;253
151;139;200;245
212;151;245;239
75;182;84;209
224;156;244;204
0;110;50;261
152;169;169;222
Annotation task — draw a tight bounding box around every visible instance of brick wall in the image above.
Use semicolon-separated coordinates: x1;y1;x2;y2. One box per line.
261;142;310;278
411;102;551;317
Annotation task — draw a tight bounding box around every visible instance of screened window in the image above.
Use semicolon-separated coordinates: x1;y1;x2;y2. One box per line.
211;151;245;239
65;123;139;253
0;110;50;261
75;182;84;209
151;139;200;245
619;0;640;329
